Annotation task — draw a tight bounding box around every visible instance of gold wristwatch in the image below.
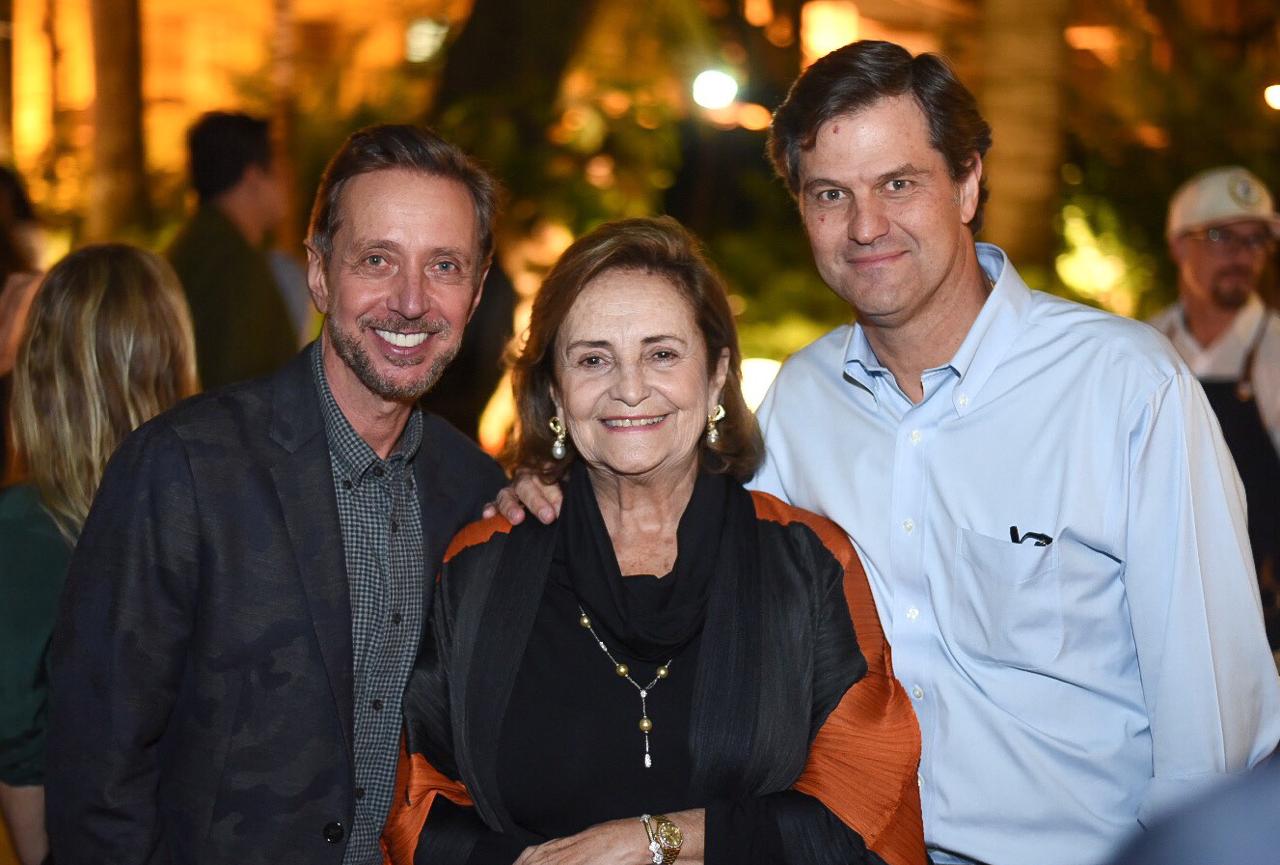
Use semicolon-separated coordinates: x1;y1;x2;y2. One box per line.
641;813;683;865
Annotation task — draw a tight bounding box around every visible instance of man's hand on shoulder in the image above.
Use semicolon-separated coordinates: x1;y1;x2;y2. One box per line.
482;469;564;525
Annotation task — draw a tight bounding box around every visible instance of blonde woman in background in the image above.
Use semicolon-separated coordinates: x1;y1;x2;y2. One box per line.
0;244;198;865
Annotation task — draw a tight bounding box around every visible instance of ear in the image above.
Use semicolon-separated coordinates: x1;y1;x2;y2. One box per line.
957;152;982;226
709;347;731;412
305;242;331;315
547;382;563;419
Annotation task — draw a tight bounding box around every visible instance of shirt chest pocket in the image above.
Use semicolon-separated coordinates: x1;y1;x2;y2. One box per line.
948;527;1064;669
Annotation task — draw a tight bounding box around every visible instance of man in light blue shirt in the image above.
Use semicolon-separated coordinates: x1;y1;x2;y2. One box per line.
756;39;1280;865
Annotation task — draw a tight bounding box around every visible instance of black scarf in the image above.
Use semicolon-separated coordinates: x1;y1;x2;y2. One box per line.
559;465;755;663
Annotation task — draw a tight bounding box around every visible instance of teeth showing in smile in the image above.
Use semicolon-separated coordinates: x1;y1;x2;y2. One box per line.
603;416;665;428
376;329;429;348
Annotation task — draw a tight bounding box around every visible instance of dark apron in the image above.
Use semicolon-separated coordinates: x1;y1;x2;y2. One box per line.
1195;314;1280;648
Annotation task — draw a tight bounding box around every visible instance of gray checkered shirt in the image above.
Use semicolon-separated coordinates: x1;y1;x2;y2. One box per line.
312;344;425;865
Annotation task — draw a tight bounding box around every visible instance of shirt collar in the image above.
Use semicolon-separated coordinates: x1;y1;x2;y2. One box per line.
1168;293;1265;350
841;243;1032;414
311;341;423;486
946;243;1031;414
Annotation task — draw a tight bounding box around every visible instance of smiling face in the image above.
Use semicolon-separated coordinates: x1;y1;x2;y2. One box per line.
307;168;484;414
551;268;728;485
798;94;981;332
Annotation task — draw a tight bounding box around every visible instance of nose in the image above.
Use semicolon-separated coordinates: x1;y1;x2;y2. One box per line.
611;360;649;406
847;196;890;245
388;268;430;319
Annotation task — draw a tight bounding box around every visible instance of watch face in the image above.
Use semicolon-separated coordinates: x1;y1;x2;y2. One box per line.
655;820;683;849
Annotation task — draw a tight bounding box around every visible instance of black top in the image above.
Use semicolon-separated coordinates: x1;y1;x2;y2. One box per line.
497;561;702;838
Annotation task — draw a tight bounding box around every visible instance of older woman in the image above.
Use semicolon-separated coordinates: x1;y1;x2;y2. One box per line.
0;244;198;865
384;217;922;865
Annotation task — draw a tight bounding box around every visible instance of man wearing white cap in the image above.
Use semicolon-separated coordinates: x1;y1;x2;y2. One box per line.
1150;166;1280;650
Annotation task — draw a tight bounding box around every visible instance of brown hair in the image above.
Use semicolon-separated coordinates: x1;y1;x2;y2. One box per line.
306;124;501;276
10;244;199;541
508;216;763;483
768;40;993;232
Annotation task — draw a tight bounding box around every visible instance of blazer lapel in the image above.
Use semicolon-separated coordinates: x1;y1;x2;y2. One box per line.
267;349;356;758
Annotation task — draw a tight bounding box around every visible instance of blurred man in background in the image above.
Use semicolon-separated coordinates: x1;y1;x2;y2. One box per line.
167;111;299;389
1149;166;1280;650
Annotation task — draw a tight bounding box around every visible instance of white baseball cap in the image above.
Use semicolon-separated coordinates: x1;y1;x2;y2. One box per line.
1166;166;1280;239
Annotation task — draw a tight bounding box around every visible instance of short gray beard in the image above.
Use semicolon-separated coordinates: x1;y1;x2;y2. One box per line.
326;316;459;402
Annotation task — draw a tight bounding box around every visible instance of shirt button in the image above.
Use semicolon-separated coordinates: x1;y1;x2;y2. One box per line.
342;479;353;490
910;430;922;445
371;698;383;711
906;606;919;621
390;519;399;534
902;519;915;534
957;393;970;408
391;611;403;625
911;685;925;700
354;786;365;800
372;465;385;478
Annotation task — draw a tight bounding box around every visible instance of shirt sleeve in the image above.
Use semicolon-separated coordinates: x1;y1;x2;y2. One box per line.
379;746;526;865
748;375;791;499
1119;371;1280;825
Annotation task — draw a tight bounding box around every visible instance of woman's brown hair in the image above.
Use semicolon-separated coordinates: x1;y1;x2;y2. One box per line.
507;216;763;483
10;244;199;541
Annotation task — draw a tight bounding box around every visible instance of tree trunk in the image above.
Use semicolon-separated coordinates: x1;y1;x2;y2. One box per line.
271;0;299;252
86;0;149;240
431;0;600;123
0;0;13;162
978;0;1070;269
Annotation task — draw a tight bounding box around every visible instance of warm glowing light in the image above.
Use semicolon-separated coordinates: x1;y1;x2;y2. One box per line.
1065;26;1121;67
478;371;515;456
801;1;859;67
692;70;739;110
405;19;449;63
741;358;782;412
744;0;774;28
1265;85;1280;111
585;154;616;189
737;103;773;131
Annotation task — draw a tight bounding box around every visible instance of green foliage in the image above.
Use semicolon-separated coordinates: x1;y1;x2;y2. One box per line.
1064;0;1280;312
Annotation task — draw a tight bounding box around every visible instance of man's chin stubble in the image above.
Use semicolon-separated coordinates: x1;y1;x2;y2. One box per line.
328;320;457;402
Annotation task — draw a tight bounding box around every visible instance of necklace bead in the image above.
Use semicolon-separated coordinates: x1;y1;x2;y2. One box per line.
577;605;673;769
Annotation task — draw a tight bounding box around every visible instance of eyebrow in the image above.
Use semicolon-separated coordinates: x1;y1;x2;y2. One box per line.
874;163;929;185
802;163;930;194
562;334;689;351
346;239;474;263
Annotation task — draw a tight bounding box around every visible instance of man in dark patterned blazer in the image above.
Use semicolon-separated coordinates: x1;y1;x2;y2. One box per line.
45;125;508;865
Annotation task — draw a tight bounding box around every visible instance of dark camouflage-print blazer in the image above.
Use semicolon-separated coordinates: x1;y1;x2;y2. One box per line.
45;346;505;865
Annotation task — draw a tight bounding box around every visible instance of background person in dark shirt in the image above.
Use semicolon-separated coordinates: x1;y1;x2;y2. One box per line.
166;111;298;389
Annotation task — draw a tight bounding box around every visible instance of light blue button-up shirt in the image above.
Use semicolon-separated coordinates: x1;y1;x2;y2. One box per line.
752;243;1280;865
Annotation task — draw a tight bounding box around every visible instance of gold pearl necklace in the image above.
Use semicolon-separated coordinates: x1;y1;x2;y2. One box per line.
578;606;672;768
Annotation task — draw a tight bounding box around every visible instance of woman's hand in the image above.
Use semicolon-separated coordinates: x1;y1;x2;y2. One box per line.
514;809;704;865
513;817;650;865
482;469;564;525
